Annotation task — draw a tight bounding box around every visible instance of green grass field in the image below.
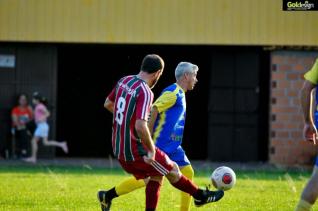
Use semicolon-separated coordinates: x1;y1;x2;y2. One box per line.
0;164;317;211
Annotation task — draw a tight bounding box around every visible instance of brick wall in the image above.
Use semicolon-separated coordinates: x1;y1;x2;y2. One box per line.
269;51;318;166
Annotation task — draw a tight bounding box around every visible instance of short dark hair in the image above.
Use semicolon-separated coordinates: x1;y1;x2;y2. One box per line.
140;54;164;73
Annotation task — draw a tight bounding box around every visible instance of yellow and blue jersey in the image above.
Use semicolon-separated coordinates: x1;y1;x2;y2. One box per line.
304;58;318;85
153;83;186;154
304;58;318;126
304;58;318;166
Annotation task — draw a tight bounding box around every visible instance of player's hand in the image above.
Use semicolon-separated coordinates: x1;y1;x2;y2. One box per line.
143;150;155;165
303;123;317;144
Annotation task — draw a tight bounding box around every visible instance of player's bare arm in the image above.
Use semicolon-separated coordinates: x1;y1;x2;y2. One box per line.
148;106;159;135
135;119;156;163
301;80;316;141
104;97;114;113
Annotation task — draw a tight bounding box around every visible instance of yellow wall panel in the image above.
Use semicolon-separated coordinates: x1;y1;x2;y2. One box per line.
0;0;317;45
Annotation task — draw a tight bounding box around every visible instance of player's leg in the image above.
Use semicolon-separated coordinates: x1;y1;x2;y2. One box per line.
165;162;199;197
42;138;68;153
146;176;163;211
26;122;43;161
167;162;223;207
116;176;147;195
98;177;147;206
23;136;39;163
295;163;318;211
180;165;194;211
155;149;224;206
98;160;151;211
39;123;68;153
169;147;194;211
30;137;38;159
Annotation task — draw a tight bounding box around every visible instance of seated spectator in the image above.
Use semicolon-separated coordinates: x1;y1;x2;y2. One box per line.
23;92;68;163
11;93;33;158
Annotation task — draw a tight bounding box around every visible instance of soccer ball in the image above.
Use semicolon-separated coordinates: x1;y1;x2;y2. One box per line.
211;166;236;191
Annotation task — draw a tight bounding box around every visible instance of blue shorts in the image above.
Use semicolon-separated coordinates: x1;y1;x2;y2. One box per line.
165;146;190;167
34;122;49;138
315;156;318;166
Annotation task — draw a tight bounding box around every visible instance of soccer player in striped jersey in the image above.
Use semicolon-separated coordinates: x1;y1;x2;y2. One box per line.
98;56;224;211
295;58;318;211
101;62;203;211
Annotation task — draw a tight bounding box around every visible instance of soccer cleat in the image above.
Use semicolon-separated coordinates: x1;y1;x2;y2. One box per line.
97;190;112;211
194;188;224;207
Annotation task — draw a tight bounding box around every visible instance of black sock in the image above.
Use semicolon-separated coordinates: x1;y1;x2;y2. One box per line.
106;187;118;200
146;209;155;211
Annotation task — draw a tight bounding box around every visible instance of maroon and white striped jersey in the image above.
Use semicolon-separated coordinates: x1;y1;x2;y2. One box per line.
107;75;153;161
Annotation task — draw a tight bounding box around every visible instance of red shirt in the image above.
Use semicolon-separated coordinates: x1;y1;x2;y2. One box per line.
107;75;153;161
11;106;33;127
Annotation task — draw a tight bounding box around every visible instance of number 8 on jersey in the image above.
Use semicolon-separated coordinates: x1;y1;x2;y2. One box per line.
115;97;126;125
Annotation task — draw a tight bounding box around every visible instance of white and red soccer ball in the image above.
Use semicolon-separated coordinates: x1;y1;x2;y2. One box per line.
211;166;236;191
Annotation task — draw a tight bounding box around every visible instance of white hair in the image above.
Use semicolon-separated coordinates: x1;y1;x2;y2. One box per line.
175;62;199;81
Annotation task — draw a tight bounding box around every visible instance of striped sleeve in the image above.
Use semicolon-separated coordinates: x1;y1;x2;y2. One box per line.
304;58;318;85
107;77;126;102
107;86;116;102
136;83;154;121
